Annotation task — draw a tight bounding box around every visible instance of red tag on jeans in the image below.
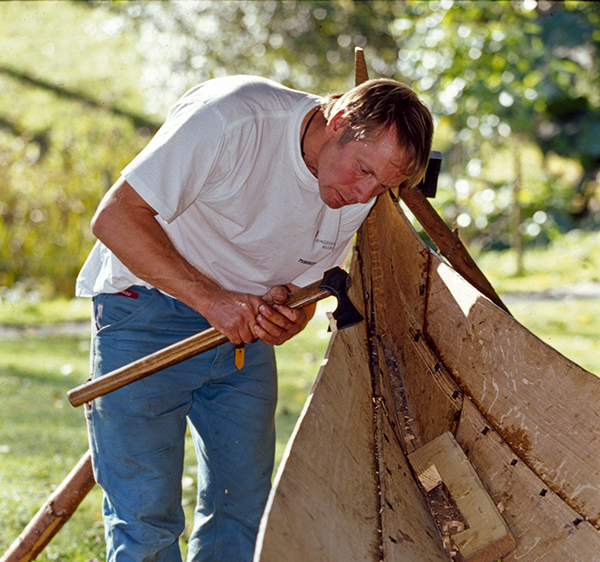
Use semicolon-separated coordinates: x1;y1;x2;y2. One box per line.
117;289;139;299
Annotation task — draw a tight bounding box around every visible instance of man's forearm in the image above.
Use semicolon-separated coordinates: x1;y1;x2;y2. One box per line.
92;178;313;346
91;178;278;344
91;178;221;315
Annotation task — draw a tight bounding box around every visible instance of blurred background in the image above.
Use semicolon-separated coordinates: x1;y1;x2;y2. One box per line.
1;2;600;560
1;0;599;299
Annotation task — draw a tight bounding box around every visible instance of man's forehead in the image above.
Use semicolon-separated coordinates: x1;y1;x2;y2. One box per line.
360;133;409;182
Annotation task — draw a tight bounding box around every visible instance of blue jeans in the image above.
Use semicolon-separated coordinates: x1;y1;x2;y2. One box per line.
85;287;277;562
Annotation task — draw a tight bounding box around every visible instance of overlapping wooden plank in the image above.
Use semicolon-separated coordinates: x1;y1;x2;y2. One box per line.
366;192;429;324
358;201;453;559
408;432;516;562
254;324;380;562
426;258;600;525
457;398;600;561
361;193;460;449
377;407;450;561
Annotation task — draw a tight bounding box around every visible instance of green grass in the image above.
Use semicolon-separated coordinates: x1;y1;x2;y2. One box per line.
474;231;600;375
0;297;91;326
505;298;600;375
0;333;104;560
475;230;600;293
3;232;600;561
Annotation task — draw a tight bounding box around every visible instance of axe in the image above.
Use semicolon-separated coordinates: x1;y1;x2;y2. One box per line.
2;267;362;562
67;266;362;407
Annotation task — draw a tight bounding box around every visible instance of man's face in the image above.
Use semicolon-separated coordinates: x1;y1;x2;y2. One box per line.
316;117;408;209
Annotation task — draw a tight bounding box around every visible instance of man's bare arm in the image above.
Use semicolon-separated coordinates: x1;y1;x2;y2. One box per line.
91;177;269;345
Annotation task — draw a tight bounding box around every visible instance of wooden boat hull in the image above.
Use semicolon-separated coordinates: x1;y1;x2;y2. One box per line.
254;191;600;561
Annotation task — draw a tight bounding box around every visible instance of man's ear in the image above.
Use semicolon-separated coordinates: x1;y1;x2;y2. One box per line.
327;109;348;134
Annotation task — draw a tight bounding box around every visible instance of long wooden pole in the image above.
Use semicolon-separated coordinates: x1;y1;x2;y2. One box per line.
68;278;332;407
354;47;510;315
397;185;510;314
0;451;96;562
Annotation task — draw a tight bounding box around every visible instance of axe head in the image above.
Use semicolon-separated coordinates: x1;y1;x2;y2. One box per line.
319;267;364;330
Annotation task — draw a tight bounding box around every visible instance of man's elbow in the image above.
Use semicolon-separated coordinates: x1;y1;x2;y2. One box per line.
90;208;111;242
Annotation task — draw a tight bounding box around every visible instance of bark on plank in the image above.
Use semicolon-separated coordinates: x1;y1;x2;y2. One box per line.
362;192;462;449
377;408;449;561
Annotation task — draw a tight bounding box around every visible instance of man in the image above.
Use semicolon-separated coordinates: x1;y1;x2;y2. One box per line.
76;75;433;561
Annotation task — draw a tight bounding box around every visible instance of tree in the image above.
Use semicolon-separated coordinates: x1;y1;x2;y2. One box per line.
0;1;154;296
1;0;599;296
114;0;600;251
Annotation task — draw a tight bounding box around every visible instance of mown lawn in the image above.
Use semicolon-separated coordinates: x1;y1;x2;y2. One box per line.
2;232;600;560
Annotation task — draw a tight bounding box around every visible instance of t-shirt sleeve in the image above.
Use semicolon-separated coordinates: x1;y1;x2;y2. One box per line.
121;100;225;223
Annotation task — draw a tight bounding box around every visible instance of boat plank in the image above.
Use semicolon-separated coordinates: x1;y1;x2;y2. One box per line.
362;217;451;560
457;398;600;561
254;325;380;562
362;193;461;447
426;258;600;525
377;409;450;561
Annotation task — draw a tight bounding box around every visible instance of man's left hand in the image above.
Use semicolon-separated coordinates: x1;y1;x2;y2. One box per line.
254;285;313;346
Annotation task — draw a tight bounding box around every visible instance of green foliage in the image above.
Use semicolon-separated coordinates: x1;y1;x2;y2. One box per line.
388;1;600;246
0;1;153;296
1;1;600;294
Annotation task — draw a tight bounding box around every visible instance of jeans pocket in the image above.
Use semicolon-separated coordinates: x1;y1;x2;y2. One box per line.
93;287;160;335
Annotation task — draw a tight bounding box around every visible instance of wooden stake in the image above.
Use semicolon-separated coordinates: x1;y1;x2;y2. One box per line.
353;47;510;315
354;47;369;87
0;451;96;562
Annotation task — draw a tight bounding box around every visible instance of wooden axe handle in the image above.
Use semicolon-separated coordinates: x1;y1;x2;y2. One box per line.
67;279;331;407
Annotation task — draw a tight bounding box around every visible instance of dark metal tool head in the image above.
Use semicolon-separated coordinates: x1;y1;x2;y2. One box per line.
319;267;364;330
417;150;442;198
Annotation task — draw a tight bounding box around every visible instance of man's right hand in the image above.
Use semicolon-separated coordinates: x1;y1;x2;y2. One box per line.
202;289;267;345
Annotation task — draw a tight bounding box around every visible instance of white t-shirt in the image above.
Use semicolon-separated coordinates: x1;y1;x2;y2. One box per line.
76;76;375;298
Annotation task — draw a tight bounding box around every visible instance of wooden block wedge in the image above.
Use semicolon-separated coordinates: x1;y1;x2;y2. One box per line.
408;432;516;562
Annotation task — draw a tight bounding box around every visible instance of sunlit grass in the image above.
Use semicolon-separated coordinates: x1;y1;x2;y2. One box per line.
476;230;600;293
506;297;600;376
474;230;600;375
0;297;90;326
0;334;104;561
3;239;600;560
